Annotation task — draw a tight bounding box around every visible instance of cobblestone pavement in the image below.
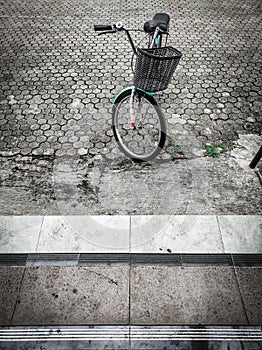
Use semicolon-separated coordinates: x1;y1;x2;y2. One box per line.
0;0;261;214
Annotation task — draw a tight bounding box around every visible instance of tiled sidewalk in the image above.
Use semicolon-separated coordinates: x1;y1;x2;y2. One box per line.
0;215;261;253
0;261;261;326
0;214;261;327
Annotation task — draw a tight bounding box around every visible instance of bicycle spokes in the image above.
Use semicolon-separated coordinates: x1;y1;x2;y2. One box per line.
114;92;163;157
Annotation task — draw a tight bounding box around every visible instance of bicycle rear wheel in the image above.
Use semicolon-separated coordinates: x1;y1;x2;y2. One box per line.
112;89;166;161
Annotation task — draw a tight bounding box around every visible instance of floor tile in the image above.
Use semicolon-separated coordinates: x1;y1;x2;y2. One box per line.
12;266;129;325
130;266;247;324
218;216;262;253
37;216;130;252
0;216;43;253
130;216;224;253
0;267;24;325
235;267;262;325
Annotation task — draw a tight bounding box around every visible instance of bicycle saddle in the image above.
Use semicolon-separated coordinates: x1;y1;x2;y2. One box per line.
144;13;170;33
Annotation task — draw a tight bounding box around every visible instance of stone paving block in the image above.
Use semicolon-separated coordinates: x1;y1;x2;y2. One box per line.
0;0;262;217
235;267;262;325
37;216;130;252
218;216;262;253
0;216;43;253
130;215;224;253
0;267;24;325
12;266;129;325
0;0;261;160
130;266;247;325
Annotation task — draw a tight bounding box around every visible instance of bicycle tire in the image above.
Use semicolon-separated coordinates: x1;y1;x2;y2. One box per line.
112;88;166;161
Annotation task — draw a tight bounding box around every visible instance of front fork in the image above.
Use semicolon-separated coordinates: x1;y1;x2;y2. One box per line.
130;85;142;129
130;85;136;129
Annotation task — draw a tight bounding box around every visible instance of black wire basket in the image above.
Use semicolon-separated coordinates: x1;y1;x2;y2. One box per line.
133;46;182;92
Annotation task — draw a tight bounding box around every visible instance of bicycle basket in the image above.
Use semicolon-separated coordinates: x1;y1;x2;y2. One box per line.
133;46;182;92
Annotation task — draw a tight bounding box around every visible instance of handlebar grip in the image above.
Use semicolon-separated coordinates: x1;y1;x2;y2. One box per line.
94;24;113;31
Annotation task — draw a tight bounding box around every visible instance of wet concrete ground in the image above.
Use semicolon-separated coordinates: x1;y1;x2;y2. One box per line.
0;135;261;215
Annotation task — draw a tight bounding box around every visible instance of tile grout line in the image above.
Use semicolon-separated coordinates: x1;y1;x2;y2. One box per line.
217;215;249;325
128;215;131;349
216;215;226;253
232;263;250;326
10;266;26;325
35;216;45;253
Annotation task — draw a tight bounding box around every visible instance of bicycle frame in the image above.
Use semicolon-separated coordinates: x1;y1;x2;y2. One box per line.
122;28;137;54
123;26;164;54
148;27;162;48
110;27;161;113
121;27;163;128
95;14;173;161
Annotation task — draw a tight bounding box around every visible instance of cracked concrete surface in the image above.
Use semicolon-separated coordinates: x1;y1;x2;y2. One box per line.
230;134;261;170
0;131;261;215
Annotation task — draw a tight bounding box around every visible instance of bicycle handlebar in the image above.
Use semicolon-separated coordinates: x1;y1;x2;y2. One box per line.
94;24;114;31
94;22;136;54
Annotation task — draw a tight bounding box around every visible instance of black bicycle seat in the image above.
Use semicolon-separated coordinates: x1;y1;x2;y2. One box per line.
144;13;170;33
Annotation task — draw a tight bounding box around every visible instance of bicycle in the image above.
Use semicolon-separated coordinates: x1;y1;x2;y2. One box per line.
94;13;182;161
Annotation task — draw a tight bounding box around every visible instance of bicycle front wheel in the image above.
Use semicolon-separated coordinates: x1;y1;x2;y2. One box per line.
112;89;166;161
